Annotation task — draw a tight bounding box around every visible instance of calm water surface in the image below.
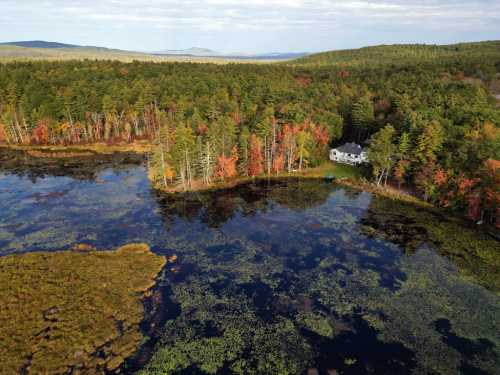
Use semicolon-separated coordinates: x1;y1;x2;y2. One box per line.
0;151;499;374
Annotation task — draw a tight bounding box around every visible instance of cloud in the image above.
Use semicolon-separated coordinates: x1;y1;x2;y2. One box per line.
0;0;499;52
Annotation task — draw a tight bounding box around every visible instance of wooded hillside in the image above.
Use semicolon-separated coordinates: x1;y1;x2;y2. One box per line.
289;41;500;68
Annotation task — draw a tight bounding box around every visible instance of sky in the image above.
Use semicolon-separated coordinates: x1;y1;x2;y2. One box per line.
1;0;499;53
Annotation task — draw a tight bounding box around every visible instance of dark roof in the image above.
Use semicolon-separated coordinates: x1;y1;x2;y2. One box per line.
334;143;364;155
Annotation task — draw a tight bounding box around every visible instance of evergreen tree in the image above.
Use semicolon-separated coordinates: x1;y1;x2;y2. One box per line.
171;125;196;190
414;120;443;167
351;96;374;142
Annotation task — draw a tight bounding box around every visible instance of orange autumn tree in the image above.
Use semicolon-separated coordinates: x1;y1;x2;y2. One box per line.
248;134;263;177
164;166;176;185
196;122;208;136
272;146;285;175
465;193;482;222
434;169;448;187
0;122;7;143
433;168;450;206
214;147;239;180
32;120;50;144
393;160;410;189
460;159;499;223
312;123;330;146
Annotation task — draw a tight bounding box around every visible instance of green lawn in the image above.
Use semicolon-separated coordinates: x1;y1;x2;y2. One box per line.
299;162;365;179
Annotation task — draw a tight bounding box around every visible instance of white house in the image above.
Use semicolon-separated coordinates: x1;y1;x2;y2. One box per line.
330;143;368;165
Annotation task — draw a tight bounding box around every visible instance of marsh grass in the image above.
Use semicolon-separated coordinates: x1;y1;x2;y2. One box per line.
0;243;166;374
0;141;152;157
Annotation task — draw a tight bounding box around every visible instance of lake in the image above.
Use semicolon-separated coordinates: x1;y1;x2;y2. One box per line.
0;150;499;374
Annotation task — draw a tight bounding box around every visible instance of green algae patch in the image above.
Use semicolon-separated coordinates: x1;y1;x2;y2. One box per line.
0;243;166;374
361;197;500;292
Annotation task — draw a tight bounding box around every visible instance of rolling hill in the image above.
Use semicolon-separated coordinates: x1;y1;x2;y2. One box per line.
5;40;497;66
0;40;80;48
0;45;166;62
0;40;306;63
288;41;500;67
0;44;250;63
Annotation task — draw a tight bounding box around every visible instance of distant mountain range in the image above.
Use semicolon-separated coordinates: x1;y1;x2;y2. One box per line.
0;41;81;49
154;47;219;56
153;46;308;59
0;40;308;61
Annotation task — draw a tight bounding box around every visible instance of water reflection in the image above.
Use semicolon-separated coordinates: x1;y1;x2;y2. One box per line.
152;178;355;228
0;148;143;181
0;150;499;374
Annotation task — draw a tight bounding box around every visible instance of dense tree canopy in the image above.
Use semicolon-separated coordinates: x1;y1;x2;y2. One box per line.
0;41;499;218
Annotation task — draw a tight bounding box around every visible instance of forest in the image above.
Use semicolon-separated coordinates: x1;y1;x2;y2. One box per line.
0;42;499;223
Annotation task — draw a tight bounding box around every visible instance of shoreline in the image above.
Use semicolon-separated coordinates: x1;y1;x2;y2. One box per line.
0;142;426;206
0;141;151;157
152;172;427;207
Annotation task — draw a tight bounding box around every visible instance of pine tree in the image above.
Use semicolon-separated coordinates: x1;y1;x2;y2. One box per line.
255;106;276;175
172;125;196;190
414;120;443;166
238;126;250;176
351;96;374;142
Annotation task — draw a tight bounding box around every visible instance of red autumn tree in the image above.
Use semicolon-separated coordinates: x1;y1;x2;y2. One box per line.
374;98;391;115
272;147;285;175
465;193;482;222
248;134;263;177
312;124;330;146
434;169;448;187
456;175;477;196
214;146;239;180
32;120;50;144
231;112;242;125
0;123;6;143
295;76;312;88
196;123;208;136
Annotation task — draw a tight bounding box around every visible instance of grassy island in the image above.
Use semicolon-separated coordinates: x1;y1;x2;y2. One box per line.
0;244;166;374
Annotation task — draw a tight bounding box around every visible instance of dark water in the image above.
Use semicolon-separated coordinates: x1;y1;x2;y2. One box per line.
1;151;499;375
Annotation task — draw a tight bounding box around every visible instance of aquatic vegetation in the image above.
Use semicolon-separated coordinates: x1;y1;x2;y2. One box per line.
139;286;314;375
1;152;499;374
361;197;500;291
0;244;166;374
139;182;499;374
296;311;334;337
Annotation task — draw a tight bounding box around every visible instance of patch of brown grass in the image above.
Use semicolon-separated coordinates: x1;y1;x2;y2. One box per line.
0;244;166;374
